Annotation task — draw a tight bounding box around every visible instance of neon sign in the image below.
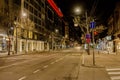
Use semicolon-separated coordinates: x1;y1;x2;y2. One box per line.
47;0;63;17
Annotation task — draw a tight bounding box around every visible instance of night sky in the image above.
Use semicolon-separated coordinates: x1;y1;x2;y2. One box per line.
55;0;117;24
54;0;119;39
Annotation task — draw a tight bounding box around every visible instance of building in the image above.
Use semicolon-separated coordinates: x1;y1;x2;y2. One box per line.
46;0;64;50
0;0;65;54
107;1;120;53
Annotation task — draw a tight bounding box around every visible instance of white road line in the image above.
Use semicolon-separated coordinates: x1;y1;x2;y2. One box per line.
55;60;59;62
0;59;39;70
106;68;120;71
43;65;48;68
51;62;55;64
59;58;63;61
108;72;120;75
111;76;120;80
33;69;40;73
58;59;62;61
18;76;26;80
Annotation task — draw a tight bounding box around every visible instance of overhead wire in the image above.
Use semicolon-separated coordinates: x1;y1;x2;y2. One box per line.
90;0;99;17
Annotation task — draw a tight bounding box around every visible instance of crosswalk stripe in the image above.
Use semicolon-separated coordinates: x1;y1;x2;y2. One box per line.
108;72;120;75
111;76;120;80
106;68;120;71
106;67;120;80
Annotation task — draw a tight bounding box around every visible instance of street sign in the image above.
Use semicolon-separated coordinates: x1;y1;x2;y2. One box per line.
90;22;95;29
86;38;90;43
86;34;91;39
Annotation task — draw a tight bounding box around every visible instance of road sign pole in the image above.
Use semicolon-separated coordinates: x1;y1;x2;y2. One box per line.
90;20;96;66
92;29;95;66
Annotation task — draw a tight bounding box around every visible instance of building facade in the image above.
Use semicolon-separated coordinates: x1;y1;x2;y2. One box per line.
107;1;120;53
0;0;65;54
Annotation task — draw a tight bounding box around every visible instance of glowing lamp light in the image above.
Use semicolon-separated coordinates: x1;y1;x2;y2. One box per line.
74;7;81;15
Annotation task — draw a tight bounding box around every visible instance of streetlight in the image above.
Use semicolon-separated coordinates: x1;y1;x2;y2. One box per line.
74;7;82;15
21;12;28;53
73;7;91;66
73;7;90;53
54;29;59;50
22;12;27;17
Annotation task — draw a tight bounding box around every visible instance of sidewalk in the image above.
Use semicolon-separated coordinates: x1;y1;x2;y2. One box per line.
0;49;67;57
78;50;120;80
0;51;25;58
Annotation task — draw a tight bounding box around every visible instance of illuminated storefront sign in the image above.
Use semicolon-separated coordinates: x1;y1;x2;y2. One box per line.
47;0;63;17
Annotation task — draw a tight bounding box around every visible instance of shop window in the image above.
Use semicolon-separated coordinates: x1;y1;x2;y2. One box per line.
34;9;38;16
22;42;24;51
47;8;53;20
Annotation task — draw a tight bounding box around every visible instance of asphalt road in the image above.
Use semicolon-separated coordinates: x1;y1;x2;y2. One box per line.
0;48;82;80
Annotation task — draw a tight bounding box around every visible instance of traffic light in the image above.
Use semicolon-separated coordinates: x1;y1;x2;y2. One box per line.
94;31;98;35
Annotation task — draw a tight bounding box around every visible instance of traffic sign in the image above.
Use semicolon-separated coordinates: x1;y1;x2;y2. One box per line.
86;34;91;39
90;22;95;29
86;38;90;43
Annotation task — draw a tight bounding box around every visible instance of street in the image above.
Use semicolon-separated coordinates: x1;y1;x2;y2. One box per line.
0;48;82;80
1;48;120;80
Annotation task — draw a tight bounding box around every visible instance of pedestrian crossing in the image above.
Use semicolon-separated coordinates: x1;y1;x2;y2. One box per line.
106;67;120;80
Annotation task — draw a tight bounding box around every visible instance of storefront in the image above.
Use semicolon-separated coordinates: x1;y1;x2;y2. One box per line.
106;36;114;53
0;34;7;52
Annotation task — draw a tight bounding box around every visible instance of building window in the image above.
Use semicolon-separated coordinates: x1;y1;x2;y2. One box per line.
13;0;21;5
24;2;28;9
41;2;44;8
26;0;29;2
38;19;41;25
34;9;38;16
34;17;37;24
22;42;24;51
29;6;33;13
39;6;41;11
29;14;34;21
47;8;53;20
39;13;41;18
30;0;34;4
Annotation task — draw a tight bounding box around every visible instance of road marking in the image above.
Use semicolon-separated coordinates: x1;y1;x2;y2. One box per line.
111;76;120;80
51;62;55;64
58;58;63;61
18;76;26;80
60;58;63;60
0;59;40;70
33;69;40;73
106;68;120;71
108;72;120;75
43;65;48;68
55;60;59;62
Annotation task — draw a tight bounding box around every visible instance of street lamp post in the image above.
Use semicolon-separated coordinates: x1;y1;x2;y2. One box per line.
21;12;27;53
14;21;18;54
92;28;95;66
73;7;92;65
16;26;18;54
73;9;90;55
90;20;96;66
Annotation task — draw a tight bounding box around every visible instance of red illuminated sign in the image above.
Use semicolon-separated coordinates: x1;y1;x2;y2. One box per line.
47;0;63;17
